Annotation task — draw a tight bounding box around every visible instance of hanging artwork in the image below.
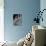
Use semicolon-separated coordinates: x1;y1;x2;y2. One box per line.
13;14;22;26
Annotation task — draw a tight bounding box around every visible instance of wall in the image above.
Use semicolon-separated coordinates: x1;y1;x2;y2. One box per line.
4;0;40;42
40;0;46;26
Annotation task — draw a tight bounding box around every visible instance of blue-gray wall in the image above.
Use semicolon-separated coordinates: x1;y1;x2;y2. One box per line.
40;0;46;27
4;0;40;42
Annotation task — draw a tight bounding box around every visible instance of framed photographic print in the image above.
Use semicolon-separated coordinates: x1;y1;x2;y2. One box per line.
13;14;22;26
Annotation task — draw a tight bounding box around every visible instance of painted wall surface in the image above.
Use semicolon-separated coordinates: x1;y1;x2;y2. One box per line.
4;0;40;42
40;0;46;26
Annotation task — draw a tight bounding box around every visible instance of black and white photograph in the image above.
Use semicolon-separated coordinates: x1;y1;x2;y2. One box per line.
13;14;22;26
